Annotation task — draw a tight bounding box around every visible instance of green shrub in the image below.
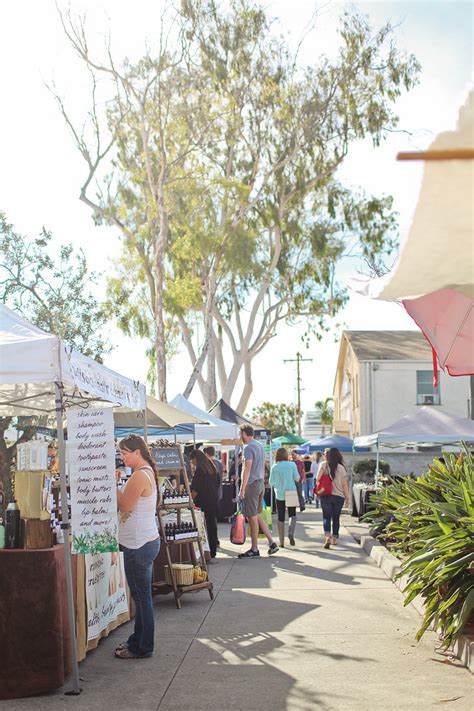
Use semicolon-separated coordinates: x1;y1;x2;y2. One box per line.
364;449;474;649
353;458;390;483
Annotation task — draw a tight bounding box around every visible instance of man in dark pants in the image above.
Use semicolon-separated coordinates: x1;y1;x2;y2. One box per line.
204;446;223;546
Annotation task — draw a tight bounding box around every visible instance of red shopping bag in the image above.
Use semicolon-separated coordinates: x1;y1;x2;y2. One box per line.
230;511;246;545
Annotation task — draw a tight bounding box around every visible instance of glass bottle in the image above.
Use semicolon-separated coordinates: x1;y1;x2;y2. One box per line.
5;500;21;549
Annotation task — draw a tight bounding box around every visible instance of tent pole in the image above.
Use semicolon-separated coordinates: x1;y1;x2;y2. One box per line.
350;442;355;513
375;438;380;487
54;383;82;696
268;435;273;512
143;407;148;444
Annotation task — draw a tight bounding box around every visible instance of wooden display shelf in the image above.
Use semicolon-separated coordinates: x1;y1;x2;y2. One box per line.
178;580;214;597
154;443;212;609
166;536;201;546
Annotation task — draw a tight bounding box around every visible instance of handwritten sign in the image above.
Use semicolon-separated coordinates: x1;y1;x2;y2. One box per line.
68;407;118;554
85;552;129;641
151;447;182;470
69;353;145;409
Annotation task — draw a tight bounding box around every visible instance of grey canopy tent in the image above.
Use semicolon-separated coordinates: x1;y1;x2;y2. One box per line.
353;406;474;476
0;304;146;694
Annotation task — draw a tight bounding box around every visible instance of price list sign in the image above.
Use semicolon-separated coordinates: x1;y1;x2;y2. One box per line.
68;407;118;554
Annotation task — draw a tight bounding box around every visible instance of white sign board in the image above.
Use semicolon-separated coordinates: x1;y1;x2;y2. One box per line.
68;407;118;554
85;552;129;641
69;352;145;409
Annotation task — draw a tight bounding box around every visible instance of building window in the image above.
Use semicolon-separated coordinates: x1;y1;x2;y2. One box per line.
416;370;440;405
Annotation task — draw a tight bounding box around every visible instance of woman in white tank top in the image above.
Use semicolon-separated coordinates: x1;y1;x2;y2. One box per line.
115;435;160;659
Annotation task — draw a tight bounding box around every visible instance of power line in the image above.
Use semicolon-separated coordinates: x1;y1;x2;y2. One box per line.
283;352;313;436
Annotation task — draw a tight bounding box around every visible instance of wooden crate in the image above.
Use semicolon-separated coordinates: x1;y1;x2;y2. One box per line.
23;518;52;549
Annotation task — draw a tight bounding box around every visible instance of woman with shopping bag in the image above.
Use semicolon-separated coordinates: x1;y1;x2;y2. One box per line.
269;448;300;547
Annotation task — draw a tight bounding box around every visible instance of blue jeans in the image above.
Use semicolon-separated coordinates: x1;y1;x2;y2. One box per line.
320;495;344;537
122;538;160;656
304;477;314;502
295;480;305;509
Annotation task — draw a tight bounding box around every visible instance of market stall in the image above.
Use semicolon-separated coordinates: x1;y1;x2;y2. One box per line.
0;304;146;699
114;394;205;437
351;407;474;517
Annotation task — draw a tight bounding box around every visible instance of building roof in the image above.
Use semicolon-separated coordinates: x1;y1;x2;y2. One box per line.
344;330;433;361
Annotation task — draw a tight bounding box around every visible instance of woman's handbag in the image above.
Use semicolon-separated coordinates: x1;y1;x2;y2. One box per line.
315;472;333;497
284;490;299;507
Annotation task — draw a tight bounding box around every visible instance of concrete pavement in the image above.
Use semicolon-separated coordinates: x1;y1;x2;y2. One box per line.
2;507;472;710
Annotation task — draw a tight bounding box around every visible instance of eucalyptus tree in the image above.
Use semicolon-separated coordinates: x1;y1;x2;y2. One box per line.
167;1;419;410
56;0;420;409
0;213;110;501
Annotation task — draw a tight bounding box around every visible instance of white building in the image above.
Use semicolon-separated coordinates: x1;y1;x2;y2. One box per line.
302;410;324;439
333;330;471;438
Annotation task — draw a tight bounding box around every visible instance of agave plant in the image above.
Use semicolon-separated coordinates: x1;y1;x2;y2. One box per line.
364;448;474;648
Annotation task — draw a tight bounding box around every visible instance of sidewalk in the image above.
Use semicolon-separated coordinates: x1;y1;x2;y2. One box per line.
3;508;472;710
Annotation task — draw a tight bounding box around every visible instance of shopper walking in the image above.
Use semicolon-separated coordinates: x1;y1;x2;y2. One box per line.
311;451;323;508
269;448;300;547
315;447;349;549
291;451;306;512
115;435;160;659
303;455;313;503
189;449;220;560
238;425;279;558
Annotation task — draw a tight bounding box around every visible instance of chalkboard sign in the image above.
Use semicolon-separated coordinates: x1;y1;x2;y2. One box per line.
151;447;182;470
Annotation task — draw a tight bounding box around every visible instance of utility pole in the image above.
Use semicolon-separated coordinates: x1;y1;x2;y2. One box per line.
284;352;313;436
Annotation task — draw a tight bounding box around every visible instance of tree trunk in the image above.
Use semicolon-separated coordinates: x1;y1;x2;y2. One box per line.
236;360;253;415
153;185;169;402
222;352;246;404
183;331;209;399
204;334;217;407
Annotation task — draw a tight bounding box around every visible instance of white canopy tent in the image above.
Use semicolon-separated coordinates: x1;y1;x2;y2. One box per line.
0;304;147;695
113;394;205;433
353;406;474;448
354;406;474;479
170;394;239;442
0;305;145;415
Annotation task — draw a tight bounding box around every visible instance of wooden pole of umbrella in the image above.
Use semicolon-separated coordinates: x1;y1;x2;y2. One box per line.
397;149;474;161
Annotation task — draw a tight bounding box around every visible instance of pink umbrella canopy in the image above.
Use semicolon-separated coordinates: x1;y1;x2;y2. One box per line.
402;288;473;379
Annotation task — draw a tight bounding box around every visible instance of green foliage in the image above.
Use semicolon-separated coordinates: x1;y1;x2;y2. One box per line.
314;397;334;434
64;0;421;404
250;402;301;438
0;212;110;361
353;458;390;481
365;451;474;649
72;529;119;554
0;212;111;502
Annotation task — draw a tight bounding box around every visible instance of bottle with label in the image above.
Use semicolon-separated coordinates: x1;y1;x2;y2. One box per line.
5;500;21;549
0;516;5;549
56;522;64;544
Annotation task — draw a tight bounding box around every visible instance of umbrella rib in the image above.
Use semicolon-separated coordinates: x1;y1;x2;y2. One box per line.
442;302;473;367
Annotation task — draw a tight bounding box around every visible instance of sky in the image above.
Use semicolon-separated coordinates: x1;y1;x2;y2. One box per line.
0;0;472;415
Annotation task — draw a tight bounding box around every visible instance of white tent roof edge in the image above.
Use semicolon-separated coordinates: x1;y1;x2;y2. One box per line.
0;304;146;413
